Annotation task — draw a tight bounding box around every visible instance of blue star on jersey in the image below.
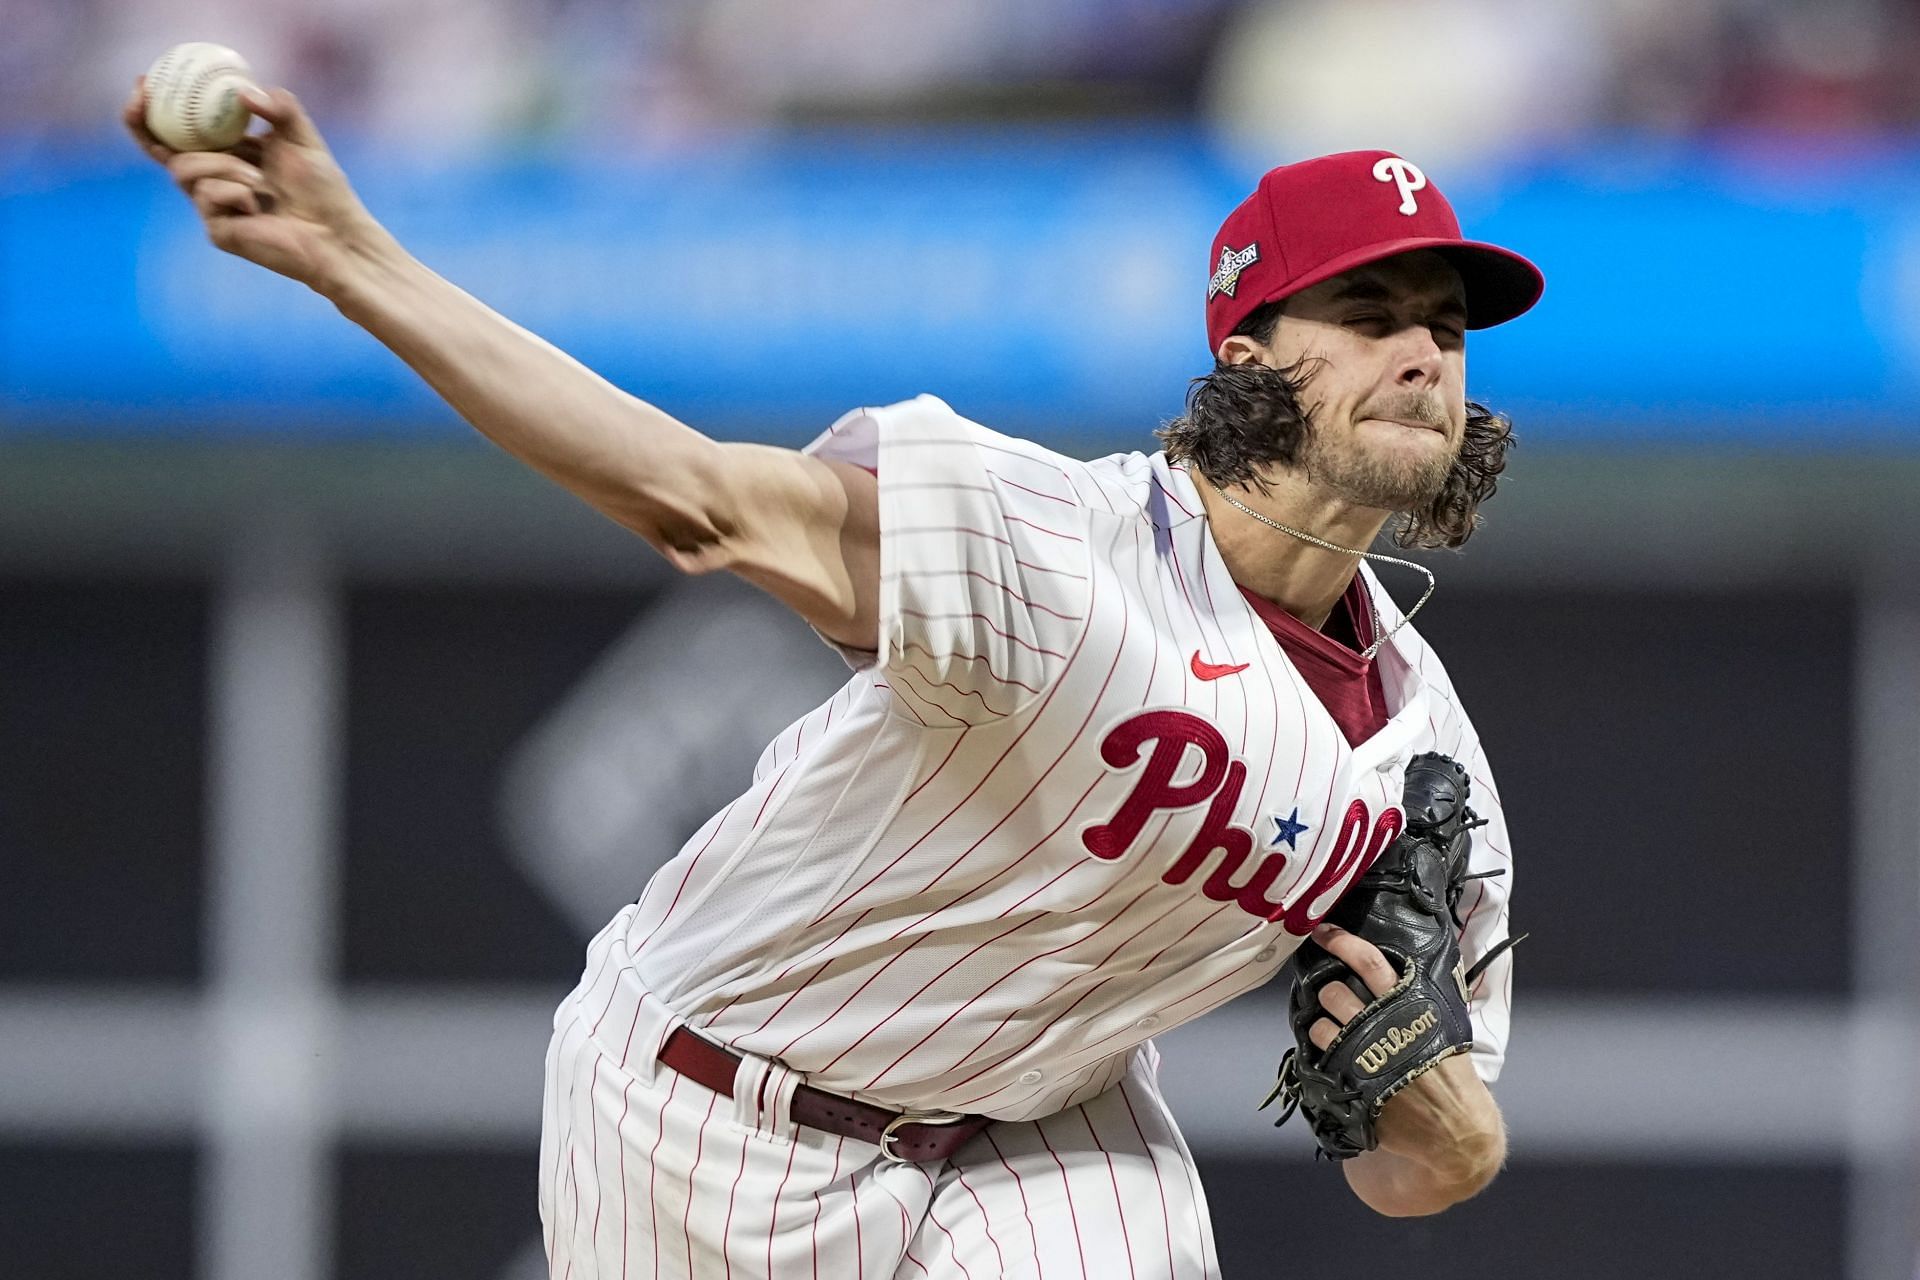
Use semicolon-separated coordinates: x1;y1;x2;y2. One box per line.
1269;806;1310;850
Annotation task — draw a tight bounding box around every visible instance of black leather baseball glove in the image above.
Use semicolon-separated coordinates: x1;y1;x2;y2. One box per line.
1261;751;1523;1160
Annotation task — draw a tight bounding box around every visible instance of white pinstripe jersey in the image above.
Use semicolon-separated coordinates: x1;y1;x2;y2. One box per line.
620;394;1517;1122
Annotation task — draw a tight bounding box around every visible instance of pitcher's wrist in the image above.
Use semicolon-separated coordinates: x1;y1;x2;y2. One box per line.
317;220;410;314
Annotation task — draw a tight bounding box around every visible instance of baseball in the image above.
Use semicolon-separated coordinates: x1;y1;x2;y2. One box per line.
143;42;258;152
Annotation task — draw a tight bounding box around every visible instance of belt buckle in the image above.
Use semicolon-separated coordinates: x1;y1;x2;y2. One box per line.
879;1110;969;1164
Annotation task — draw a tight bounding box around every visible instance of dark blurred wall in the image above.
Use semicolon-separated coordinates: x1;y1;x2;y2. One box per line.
0;552;1862;1278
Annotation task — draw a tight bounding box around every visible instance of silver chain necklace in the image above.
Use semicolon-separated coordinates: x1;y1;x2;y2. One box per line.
1206;480;1435;661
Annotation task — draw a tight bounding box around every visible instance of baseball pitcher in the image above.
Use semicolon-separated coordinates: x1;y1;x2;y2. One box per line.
127;79;1538;1279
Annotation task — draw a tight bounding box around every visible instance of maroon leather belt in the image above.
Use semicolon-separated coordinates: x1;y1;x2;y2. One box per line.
658;1026;988;1163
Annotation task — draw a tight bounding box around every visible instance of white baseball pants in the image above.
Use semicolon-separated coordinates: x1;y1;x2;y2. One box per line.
541;910;1222;1280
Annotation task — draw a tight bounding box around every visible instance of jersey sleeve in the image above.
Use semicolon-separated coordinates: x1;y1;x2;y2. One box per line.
1451;718;1517;1084
802;395;1094;727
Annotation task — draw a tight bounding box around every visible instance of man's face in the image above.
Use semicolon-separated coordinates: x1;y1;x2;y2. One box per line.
1233;250;1469;512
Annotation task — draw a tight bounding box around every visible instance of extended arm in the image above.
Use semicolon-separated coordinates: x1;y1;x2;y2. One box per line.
123;81;880;649
326;234;881;648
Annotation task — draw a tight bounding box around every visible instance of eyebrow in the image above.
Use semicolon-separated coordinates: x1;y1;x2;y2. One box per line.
1331;277;1468;319
1330;280;1393;304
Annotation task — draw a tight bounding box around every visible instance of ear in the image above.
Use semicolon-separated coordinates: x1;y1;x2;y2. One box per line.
1215;334;1269;367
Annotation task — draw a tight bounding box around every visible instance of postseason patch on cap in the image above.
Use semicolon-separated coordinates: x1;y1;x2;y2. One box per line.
1208;243;1259;301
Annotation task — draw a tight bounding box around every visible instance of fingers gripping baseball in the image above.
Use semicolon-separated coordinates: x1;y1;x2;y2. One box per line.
122;80;175;165
125;74;384;290
239;86;323;146
192;179;261;219
170;153;268;218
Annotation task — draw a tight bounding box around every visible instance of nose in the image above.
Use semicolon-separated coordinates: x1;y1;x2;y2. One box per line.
1393;326;1444;389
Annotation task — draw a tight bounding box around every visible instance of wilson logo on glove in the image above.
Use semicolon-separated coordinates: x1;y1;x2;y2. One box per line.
1354;1011;1438;1075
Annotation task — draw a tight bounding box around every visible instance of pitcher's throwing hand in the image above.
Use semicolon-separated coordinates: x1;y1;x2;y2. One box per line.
124;72;387;292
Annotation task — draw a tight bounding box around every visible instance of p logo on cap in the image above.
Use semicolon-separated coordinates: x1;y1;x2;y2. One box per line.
1202;150;1545;355
1371;157;1428;215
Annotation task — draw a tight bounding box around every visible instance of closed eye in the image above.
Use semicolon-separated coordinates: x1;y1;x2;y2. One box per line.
1429;303;1469;346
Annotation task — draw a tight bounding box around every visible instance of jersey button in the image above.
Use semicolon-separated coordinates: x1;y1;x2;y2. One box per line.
1255;946;1277;962
1135;1015;1159;1030
1375;756;1401;774
1017;1069;1044;1085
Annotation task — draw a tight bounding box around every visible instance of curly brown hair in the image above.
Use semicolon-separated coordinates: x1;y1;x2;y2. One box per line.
1156;302;1516;550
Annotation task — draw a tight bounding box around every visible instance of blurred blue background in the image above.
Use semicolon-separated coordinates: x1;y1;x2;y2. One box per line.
3;2;1918;1279
9;134;1920;444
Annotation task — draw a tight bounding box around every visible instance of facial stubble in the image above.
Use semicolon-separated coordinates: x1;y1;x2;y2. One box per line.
1296;395;1458;513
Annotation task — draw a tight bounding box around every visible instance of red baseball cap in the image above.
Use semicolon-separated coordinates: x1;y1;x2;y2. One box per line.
1204;150;1544;355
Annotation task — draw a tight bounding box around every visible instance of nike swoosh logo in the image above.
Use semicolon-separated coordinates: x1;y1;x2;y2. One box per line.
1191;651;1250;681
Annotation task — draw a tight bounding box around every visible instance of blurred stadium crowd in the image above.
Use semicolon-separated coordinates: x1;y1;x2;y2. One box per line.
5;0;1916;162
